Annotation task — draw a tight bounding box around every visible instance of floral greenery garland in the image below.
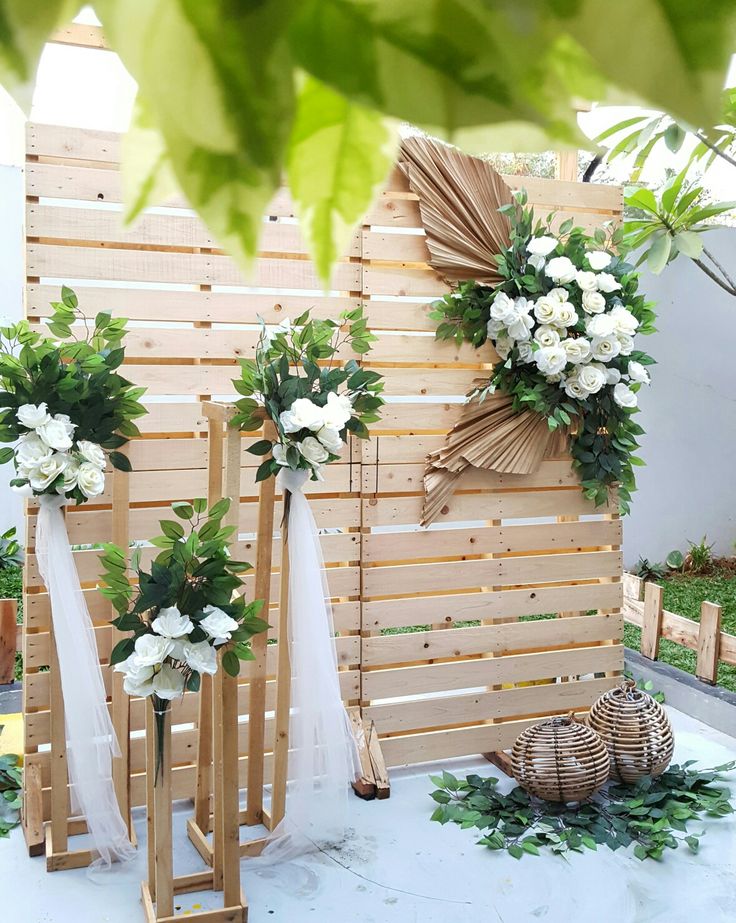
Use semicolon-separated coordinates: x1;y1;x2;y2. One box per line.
429;194;656;513
102;498;267;777
231;306;384;480
0;287;147;503
430;761;735;862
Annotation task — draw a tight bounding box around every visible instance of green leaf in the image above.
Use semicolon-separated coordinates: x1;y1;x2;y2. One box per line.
110;637;135;666
674;230;703;259
171;501;194;520
663;122;686;153
109;450;132;473
646;232;672;274
222;649;240;677
287;74;397;282
159;519;185;540
122;95;181;225
246;439;273;457
0;447;13;465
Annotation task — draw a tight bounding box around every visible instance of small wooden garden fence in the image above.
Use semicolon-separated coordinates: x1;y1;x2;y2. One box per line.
623;573;735;685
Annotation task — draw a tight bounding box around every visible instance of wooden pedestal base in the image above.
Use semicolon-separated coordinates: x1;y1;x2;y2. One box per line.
43;818;139;872
348;707;390;800
141;879;247;923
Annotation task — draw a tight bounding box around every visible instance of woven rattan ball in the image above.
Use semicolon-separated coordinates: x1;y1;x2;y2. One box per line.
511;714;610;802
588;679;674;783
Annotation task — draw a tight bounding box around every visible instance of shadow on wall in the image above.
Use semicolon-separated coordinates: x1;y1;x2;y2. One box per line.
626;227;736;567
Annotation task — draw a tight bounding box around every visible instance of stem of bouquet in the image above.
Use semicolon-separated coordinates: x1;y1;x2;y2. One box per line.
271;486;292;828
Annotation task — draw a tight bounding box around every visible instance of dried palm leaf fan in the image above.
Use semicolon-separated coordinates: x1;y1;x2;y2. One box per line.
398;138;569;527
588;679;674;783
511;714;610;803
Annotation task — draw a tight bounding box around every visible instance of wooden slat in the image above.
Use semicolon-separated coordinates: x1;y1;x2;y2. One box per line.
363;459;581;495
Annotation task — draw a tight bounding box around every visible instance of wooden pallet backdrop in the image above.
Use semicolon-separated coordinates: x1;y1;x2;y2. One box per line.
22;121;624;837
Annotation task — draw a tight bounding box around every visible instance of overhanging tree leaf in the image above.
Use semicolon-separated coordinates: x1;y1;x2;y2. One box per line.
122;95;180;225
287;76;398;282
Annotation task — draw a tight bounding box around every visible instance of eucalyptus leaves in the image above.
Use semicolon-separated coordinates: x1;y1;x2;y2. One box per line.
0;286;146;503
232;307;384;481
430;196;656;513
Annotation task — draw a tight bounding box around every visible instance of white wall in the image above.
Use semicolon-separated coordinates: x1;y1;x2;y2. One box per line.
625;228;736;567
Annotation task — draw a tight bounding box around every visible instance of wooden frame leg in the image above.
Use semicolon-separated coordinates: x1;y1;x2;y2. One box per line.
270;511;291;828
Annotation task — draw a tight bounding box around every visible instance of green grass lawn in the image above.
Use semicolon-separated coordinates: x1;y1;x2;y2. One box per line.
0;565;22;682
626;568;736;692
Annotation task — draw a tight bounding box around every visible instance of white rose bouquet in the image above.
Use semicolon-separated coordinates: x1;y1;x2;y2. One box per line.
102;497;267;779
430;195;656;512
0;286;147;502
231;306;384;481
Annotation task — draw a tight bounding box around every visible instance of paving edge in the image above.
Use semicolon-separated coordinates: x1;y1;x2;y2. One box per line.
625;648;736;738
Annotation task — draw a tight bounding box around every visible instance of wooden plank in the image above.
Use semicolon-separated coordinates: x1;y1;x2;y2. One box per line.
696;602;722;685
362;613;622;667
50;23;108;50
347;707;377;799
640;582;664;660
364;581;622;630
363;644;623;700
0;598;17;684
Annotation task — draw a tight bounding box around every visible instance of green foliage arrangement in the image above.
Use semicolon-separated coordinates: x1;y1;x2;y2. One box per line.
430;195;656;513
232;307;384;482
0;753;22;837
100;498;267;776
1;2;734;284
0;286;147;501
635;556;667;582
430;761;735;861
0;526;23;569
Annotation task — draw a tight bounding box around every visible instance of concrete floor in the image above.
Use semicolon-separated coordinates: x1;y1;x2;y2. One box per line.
3;707;735;923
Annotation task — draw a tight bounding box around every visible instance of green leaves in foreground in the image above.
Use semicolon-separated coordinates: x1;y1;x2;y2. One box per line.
430;761;736;862
0;753;22;837
1;1;735;280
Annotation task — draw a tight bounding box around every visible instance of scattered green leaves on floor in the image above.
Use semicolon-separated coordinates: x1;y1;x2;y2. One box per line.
0;753;22;836
430;761;735;861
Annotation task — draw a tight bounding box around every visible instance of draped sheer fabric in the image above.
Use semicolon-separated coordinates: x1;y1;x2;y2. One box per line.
36;495;135;871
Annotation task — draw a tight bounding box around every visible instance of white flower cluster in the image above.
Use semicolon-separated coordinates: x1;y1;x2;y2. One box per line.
13;402;106;498
487;242;651;410
115;604;238;699
274;391;353;475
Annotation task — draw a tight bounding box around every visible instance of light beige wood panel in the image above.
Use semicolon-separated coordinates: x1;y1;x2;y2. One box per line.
363;264;446;298
28;122;120;163
361;300;438;332
363;519;621;563
363;551;622;596
363;459;580;494
27;243;360;291
366;673;622;734
363;581;623;630
363;612;622;667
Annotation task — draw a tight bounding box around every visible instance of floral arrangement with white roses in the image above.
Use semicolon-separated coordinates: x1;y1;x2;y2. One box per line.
429;193;656;513
102;497;267;777
231;306;384;481
0;287;146;501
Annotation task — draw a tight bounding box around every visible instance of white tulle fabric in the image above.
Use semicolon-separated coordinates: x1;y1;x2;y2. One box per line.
257;468;360;861
36;494;135;871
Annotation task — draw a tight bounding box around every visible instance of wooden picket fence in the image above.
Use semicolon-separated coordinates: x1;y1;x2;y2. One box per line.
623;573;735;684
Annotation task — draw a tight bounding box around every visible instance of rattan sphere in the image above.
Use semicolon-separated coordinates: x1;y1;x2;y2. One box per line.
588;679;674;783
511;714;610;802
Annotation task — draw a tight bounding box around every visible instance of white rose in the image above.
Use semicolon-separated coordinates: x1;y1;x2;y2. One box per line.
545;256;576;284
316;425;343;454
77;461;105;498
527;253;546;271
53;413;76;438
517;341;535;364
36;418;74;451
533;295;558;325
553;303;578;328
182;640;218;676
628;361;650;384
15;433;52;472
585;314;616;338
200;605;240;645
17;402;51;430
586;250;612;271
280;398;324;434
506;299;534;342
271;443;290;467
577;364;606;395
122;662;155;698
59;455;80;493
609;305;639;336
77;440;106;469
548;288;569;303
298;435;329;467
617;334;634;356
564;373;589;401
613;383;638;409
602;365;621;385
134;633;174;667
535;345;567;377
534;325;560;348
321;391;353;430
596;272;621;293
152;606;194;639
561;337;591;364
29;454;68;491
494;335;512;360
490;292;517;323
152;663;186;700
582;290;606;314
575;270;598;292
590;336;621;362
487;317;504;338
527;235;558;257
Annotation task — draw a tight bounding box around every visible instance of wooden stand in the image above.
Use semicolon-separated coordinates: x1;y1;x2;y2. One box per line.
43;470;136;871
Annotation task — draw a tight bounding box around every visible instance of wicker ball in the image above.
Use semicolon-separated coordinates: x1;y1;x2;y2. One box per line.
588;679;674;783
511;714;610;802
